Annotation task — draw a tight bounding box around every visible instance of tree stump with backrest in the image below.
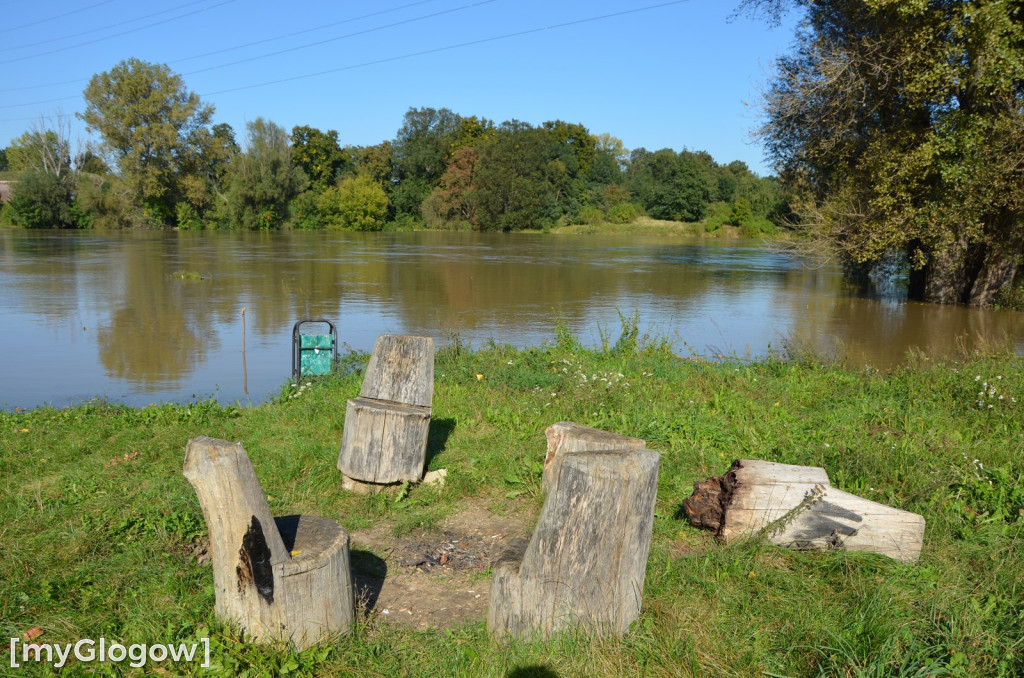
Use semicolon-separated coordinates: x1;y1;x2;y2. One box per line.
488;438;660;639
683;459;926;563
338;334;434;489
183;437;354;649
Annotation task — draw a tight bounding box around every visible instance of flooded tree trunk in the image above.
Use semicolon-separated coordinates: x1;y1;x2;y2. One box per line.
909;233;1021;306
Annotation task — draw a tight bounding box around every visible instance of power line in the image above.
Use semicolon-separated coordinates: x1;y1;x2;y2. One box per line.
0;0;692;120
0;0;117;34
202;0;693;97
0;0;212;54
0;0;440;93
0;0;238;66
183;0;500;77
173;0;440;64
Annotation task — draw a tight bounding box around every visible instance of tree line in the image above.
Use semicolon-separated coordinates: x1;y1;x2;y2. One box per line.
0;58;784;236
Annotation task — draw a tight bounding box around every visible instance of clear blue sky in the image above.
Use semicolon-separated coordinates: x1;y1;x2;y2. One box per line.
1;0;800;176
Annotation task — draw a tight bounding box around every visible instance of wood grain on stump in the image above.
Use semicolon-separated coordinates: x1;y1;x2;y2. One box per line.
184;437;354;648
338;335;434;487
488;443;659;639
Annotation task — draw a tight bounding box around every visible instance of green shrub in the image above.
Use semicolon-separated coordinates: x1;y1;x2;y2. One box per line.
577;205;604;225
703;201;732;232
6;169;85;229
318;175;389;231
606;202;644;224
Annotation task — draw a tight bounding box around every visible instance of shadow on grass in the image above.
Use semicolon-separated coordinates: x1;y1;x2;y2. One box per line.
507;666;559;678
350;548;387;614
426;417;456;468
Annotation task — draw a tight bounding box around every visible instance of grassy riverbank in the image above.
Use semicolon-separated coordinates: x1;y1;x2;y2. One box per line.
2;330;1022;676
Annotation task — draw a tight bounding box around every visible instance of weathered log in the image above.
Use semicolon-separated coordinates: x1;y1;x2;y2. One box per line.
338;335;434;487
184;437;354;648
488;446;660;639
683;459;926;564
542;421;646;494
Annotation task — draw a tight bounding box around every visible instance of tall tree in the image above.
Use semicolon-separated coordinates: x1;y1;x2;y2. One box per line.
627;148;717;222
391;107;494;217
750;0;1024;305
225;118;306;229
291;126;346;191
80;58;216;224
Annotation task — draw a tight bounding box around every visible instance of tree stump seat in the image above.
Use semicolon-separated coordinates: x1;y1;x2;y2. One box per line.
487;423;659;639
183;437;354;649
338;334;435;489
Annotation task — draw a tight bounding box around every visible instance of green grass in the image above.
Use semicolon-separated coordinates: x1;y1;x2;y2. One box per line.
1;325;1022;676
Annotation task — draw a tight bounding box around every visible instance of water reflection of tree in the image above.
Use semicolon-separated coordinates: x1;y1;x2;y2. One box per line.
97;234;214;385
779;267;1024;367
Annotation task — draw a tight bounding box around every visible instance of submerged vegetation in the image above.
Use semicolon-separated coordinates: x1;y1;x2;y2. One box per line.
1;324;1022;676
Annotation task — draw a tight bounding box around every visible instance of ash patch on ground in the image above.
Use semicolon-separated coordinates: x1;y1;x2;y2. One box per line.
349;502;533;630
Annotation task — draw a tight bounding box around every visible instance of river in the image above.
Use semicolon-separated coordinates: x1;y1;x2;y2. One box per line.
1;229;1021;410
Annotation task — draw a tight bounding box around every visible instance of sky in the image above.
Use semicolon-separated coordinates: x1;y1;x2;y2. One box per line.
0;0;802;176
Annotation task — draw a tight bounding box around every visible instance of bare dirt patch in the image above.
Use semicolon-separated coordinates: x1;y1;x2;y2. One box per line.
349;500;534;630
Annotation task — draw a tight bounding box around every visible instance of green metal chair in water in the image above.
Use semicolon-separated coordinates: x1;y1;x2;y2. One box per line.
291;319;338;379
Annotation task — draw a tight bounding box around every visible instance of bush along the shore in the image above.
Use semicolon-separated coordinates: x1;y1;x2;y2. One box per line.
1;327;1021;676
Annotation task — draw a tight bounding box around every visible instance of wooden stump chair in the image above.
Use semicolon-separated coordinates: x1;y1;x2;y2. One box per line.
488;425;659;639
183;437;354;649
683;459;926;563
337;334;434;489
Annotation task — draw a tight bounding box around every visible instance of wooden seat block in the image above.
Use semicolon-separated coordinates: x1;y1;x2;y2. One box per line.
683;459;926;564
184;437;354;649
338;335;435;487
338;397;431;484
488;446;660;639
359;334;434;406
542;421;646;494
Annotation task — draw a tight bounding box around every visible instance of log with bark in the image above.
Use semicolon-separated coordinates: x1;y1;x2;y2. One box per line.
338;334;434;488
683;459;925;563
183;437;354;648
488;441;659;639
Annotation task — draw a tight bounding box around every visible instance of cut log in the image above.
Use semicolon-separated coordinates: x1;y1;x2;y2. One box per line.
682;459;926;564
542;421;646;494
338;335;434;487
184;437;354;648
488;446;660;639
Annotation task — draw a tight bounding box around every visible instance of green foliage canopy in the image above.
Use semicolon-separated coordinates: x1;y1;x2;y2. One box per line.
291;126;346;191
751;0;1024;305
80;58;217;224
318;174;389;231
225;118;306;229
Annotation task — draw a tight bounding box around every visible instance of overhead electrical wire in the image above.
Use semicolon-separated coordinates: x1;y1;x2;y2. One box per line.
183;0;500;77
201;0;693;96
0;0;691;122
172;0;440;65
0;0;442;93
0;0;118;35
0;0;492;105
0;0;215;54
0;0;239;66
